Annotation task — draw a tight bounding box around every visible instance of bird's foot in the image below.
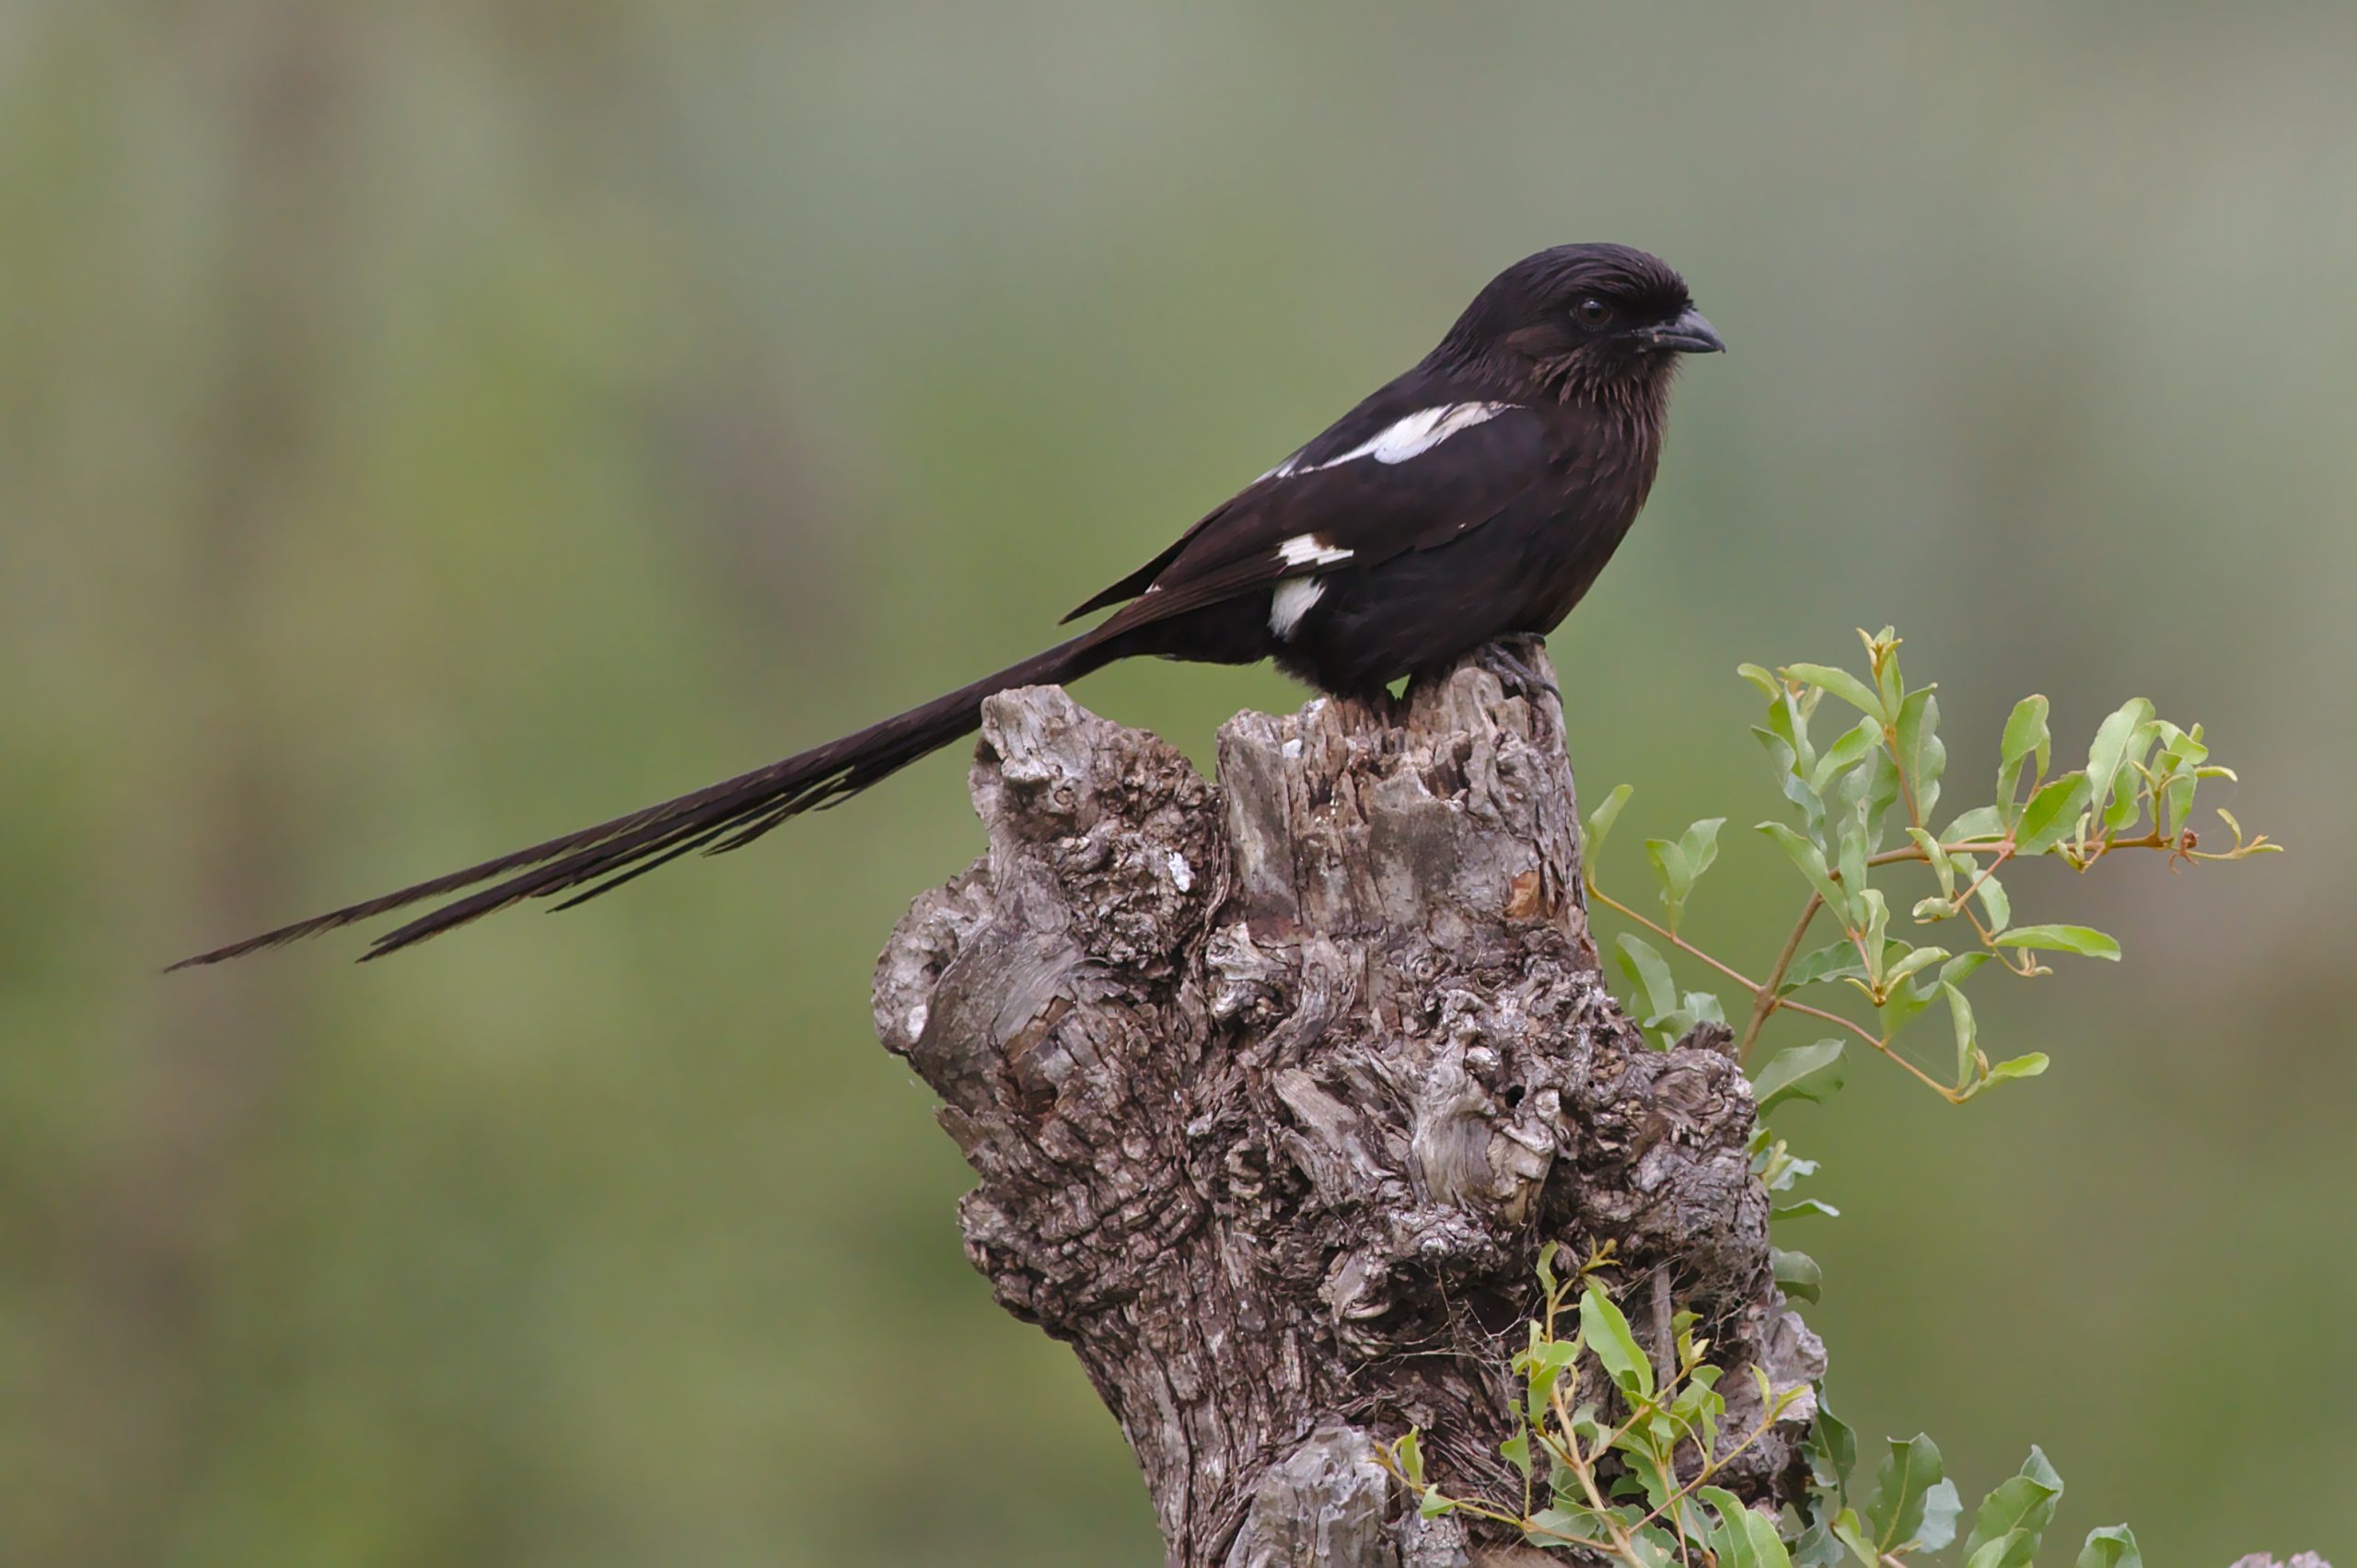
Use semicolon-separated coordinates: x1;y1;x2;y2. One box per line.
1332;686;1403;731
1472;635;1561;705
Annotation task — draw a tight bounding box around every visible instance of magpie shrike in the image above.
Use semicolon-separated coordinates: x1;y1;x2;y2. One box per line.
174;243;1722;966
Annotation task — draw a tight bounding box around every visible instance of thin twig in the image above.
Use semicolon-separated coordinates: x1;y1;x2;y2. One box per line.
1777;999;1960;1101
1737;893;1821;1065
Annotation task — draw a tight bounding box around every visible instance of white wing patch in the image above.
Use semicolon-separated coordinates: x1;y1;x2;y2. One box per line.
1255;401;1517;642
1258;401;1516;486
1309;401;1516;474
1269;578;1325;639
1277;533;1353;567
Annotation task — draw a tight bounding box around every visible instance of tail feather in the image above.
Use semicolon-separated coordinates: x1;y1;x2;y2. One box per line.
168;635;1110;969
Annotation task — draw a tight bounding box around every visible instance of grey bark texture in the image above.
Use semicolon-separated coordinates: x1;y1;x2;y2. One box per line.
871;649;1824;1566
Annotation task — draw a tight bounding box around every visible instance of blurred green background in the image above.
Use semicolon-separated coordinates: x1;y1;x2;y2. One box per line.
5;4;2353;1563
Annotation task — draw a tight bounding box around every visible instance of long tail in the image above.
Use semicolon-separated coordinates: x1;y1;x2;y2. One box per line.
169;633;1116;968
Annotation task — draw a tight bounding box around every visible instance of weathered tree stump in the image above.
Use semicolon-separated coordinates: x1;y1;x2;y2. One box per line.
872;651;1822;1566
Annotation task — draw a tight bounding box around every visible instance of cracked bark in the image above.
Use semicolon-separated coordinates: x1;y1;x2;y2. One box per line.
873;648;1822;1566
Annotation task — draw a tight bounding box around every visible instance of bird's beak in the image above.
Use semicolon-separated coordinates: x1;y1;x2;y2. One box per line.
1640;308;1726;354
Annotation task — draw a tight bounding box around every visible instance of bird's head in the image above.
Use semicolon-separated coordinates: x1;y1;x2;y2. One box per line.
1439;243;1724;405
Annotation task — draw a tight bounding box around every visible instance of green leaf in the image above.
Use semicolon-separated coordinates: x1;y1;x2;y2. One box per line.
1860;749;1904;852
1808;1401;1858;1493
2001;693;2050;766
1631;1527;1680;1568
1894;689;1946;827
1831;1506;1877;1567
1884;944;1950;989
2104;739;2154;833
1780;939;1867;994
1757;727;1828;834
1961;1447;2064;1568
2156;726;2209;839
1773;1197;1842;1220
1864;1433;1947;1552
1500;1428;1531;1480
1997;695;2050;818
1919;1480;1964;1551
1646;818;1725;935
1967;1530;2030;1568
1943;804;2007;843
1700;1489;1760;1568
2084;699;2156;826
1520;1330;1583;1421
1615;935;1681;1036
1680;817;1725;881
2076;1525;2142;1568
1984;1053;2049;1086
1418;1484;1455;1519
1617;1443;1674;1510
1645;837;1694;934
1393;1429;1424;1488
1758;822;1853;923
1910;827;1955;896
2014;773;2092;856
1702;1485;1793;1568
1578;1286;1655;1400
1772;1246;1822;1304
1736;662;1782;702
1811;718;1881;796
2163;771;2197;840
1940;951;1991;988
1974;870;2012;935
1752;1040;1847;1114
1837;819;1871;933
1768;687;1820;777
1784;662;1888;723
1585;783;1634;858
1791;1520;1846;1568
1526;1506;1611;1551
1759;1144;1820;1192
1995;924;2121;961
1943;982;1978;1088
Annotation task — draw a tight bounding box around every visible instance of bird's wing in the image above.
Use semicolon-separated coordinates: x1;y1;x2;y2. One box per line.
1070;400;1552;636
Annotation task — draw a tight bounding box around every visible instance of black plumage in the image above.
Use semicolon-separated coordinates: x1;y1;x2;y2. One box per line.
173;243;1722;967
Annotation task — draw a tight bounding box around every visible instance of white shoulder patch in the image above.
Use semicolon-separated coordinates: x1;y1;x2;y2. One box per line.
1295;401;1516;476
1258;401;1515;486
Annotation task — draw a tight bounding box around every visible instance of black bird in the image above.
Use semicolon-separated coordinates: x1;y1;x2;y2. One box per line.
173;243;1723;968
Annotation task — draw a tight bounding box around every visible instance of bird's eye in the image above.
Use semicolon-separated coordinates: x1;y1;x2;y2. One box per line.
1574;297;1613;327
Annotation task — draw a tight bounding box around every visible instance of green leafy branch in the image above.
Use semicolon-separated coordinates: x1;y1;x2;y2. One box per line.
1377;1253;2147;1568
1376;1242;1807;1567
1583;627;2274;1106
1795;1409;2144;1568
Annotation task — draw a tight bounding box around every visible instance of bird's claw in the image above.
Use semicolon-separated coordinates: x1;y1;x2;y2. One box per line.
1474;637;1561;704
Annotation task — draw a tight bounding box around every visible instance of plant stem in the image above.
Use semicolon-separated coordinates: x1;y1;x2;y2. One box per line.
1777;998;1962;1102
1585;879;1763;995
1737;893;1822;1065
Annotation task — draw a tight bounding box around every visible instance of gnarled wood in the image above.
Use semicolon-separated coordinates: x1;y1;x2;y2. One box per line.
874;650;1821;1566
